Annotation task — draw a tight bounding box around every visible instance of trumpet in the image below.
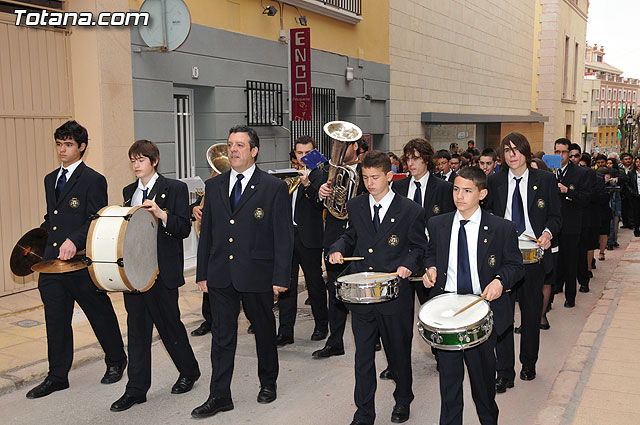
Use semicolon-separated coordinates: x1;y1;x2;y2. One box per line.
284;166;308;195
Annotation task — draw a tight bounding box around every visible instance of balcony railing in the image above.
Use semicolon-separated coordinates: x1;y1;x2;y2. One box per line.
322;0;361;15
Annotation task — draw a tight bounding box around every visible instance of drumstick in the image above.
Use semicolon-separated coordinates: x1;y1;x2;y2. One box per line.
453;295;487;317
365;272;398;279
342;257;365;261
522;233;540;244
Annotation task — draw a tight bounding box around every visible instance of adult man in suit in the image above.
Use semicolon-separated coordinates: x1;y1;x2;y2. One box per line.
191;125;293;419
312;138;366;359
277;135;327;346
484;133;561;393
329;150;427;425
423;166;524;425
553;138;591;307
26;121;127;399
392;139;455;304
110;140;200;412
435;149;457;182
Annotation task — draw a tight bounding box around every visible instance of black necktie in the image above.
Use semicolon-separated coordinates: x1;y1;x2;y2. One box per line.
373;204;382;232
55;168;68;200
142;188;148;202
230;174;244;211
457;220;473;295
512;177;525;235
413;181;422;206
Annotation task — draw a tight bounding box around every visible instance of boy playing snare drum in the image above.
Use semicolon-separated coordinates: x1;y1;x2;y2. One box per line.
328;150;427;425
422;166;524;425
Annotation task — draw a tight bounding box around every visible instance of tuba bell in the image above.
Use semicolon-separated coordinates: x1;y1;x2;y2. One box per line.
195;143;231;236
323;121;363;220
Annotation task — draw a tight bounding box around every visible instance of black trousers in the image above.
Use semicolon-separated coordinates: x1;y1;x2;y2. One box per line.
324;254;350;350
622;194;633;227
200;293;211;327
577;227;594;286
351;306;414;424
496;262;544;380
632;197;640;232
208;284;278;398
438;332;498;425
278;231;328;337
38;269;125;384
555;233;580;304
123;278;200;397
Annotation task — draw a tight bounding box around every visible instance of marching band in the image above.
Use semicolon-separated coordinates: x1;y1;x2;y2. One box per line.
16;117;610;425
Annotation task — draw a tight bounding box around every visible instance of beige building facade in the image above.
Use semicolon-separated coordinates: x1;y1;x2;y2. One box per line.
389;0;547;154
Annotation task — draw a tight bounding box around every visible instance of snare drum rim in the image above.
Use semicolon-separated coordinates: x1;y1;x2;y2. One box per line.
417;293;491;334
336;276;400;304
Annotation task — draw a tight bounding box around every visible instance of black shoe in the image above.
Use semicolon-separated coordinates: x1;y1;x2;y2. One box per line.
276;334;294;347
495;377;514;393
350;421;373;425
391;403;410;423
614;242;620;248
588;271;593;278
312;345;345;359
171;373;200;394
247;325;254;334
635;230;640;237
520;365;536;381
606;245;613;251
379;367;394;380
191;397;234;419
191;323;211;337
514;326;521;334
540;315;550;330
592;258;597;269
311;328;328;341
304;297;311;305
26;379;69;399
579;285;590;293
110;392;146;412
257;384;277;404
375;341;381;352
564;300;575;308
101;359;127;384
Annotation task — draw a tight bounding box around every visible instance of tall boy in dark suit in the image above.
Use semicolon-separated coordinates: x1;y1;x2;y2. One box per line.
329;150;427;425
26;121;126;399
110;140;200;412
423;166;524;425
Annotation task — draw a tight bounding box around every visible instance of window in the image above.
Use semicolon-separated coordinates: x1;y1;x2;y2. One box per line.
290;87;336;158
623;90;626;101
594;89;599;100
562;36;570;99
246;81;284;126
601;88;605;99
173;88;196;179
613;90;617;100
619;89;622;100
573;42;579;100
583;91;589;103
608;89;612;100
582;114;587;125
634;91;637;102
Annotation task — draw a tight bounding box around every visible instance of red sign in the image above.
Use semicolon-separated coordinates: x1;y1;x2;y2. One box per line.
289;28;312;121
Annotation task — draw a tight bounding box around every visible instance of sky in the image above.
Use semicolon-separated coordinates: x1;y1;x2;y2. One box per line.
586;0;640;79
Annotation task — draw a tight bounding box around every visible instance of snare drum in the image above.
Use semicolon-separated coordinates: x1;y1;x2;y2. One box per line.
336;272;400;304
519;239;544;264
417;293;493;350
87;206;159;292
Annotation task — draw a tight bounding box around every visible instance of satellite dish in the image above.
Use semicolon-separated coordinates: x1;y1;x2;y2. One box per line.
138;0;191;51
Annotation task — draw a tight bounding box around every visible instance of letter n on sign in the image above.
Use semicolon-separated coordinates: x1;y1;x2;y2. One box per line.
289;28;312;121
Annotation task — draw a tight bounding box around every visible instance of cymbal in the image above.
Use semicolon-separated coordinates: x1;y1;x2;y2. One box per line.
31;259;88;274
10;228;48;277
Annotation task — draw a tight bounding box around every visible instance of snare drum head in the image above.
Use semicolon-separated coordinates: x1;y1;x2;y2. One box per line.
337;272;392;284
518;239;538;249
122;208;158;291
419;294;489;329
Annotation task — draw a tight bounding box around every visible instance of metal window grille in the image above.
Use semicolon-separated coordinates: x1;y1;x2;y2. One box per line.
246;81;283;126
174;92;195;179
322;0;362;15
291;87;336;158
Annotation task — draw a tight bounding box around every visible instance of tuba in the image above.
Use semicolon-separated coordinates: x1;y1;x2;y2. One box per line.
194;143;231;236
323;121;363;220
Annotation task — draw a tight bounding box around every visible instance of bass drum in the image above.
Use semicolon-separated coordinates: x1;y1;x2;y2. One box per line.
87;206;158;292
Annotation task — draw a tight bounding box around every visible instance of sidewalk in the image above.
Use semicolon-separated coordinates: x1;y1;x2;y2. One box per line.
535;236;640;425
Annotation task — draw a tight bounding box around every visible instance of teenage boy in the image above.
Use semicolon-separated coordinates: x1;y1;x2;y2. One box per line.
484;133;561;393
435;149;457;182
479;149;497;176
111;140;200;411
329;150;426;425
423;166;524;425
27;121;127;399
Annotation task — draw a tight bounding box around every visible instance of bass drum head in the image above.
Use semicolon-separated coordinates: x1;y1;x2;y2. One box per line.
419;293;489;330
122;207;158;291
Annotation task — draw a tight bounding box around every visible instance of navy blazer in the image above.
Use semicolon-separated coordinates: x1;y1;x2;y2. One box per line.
196;167;294;292
484;167;562;273
392;174;455;223
41;162;108;263
293;167;325;249
329;193;427;315
556;162;591;235
123;175;191;289
424;210;525;335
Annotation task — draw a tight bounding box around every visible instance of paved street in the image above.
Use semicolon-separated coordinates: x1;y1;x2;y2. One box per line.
0;230;635;425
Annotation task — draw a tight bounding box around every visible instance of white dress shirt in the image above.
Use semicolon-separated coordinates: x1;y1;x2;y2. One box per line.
443;169;453;181
229;164;256;197
291;186;299;226
55;159;83;188
504;169;535;241
406;172;429;206
132;172;166;227
445;207;482;295
368;190;395;223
